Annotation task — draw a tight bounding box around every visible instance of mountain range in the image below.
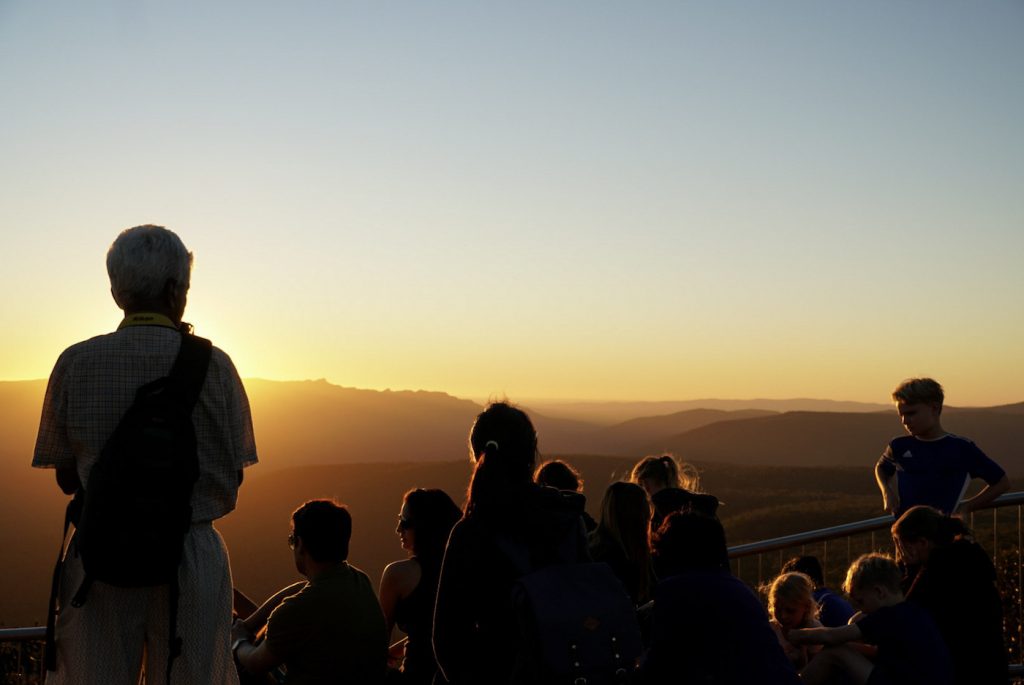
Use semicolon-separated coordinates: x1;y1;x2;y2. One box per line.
1;378;1020;627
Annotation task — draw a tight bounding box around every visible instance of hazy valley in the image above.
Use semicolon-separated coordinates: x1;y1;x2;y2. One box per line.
2;379;1021;627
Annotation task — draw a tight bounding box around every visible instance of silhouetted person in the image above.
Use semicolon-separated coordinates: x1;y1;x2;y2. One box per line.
379;488;461;684
631;454;719;533
781;555;854;628
765;571;823;669
534;458;597;532
638;512;799;685
231;499;387;684
892;505;1006;685
433;402;590;685
875;377;1008;517
790;554;952;685
588;481;656;606
33;225;258;684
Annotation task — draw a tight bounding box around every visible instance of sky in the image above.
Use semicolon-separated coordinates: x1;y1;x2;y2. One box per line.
1;1;1022;405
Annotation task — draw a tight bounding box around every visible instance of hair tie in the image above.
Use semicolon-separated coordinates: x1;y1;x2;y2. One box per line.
485;440;500;452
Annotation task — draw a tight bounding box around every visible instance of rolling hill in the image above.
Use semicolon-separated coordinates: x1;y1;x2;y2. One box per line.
2;377;1021;627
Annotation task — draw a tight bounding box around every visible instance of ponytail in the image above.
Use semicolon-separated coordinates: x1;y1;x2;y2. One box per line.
464;402;538;518
892;505;972;546
631;454;699;491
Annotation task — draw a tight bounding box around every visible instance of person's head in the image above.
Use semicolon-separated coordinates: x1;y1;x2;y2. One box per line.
630;454;698;496
107;225;193;321
842;553;903;615
465;401;539;516
780;555;825;588
650;511;729;576
891;505;969;567
535;459;583;492
396;488;462;571
891;378;944;438
599;482;651;557
767;572;817;630
290;499;352;575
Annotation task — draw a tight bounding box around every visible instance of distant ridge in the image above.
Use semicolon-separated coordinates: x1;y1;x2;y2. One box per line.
520;398;892;425
2;377;1022;628
2;379;1021;471
651;410;1024;473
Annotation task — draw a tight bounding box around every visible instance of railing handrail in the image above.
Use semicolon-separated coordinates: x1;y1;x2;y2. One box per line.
5;493;1024;657
728;490;1024;559
0;625;45;641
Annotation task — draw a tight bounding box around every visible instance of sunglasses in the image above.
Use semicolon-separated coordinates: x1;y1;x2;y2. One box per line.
287;532;297;549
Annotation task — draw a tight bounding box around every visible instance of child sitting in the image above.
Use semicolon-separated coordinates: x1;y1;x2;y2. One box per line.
767;572;823;668
789;553;952;685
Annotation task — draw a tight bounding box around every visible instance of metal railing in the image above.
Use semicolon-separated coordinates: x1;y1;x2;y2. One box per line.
727;491;1024;680
0;627;44;684
4;493;1023;683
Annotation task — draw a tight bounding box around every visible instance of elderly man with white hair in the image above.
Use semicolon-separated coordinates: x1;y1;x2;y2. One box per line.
33;225;258;684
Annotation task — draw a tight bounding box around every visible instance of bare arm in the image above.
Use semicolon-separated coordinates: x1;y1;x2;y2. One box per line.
380;561;403;634
240;581;306;634
874;460;899;515
231;619;283;675
788;623;863;647
958;474;1010;515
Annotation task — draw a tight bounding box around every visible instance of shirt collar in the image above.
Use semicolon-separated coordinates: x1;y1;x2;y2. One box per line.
117;312;179;330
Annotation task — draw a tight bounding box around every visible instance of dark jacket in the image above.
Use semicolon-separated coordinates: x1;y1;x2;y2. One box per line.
637;570;800;685
904;539;1006;685
650;487;719;532
433;484;589;685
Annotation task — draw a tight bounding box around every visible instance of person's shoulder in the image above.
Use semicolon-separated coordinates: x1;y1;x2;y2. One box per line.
269;582;313;619
935;538;996;577
941;433;979;448
887;434;916;450
55;332;121;362
343;561;374;585
207;343;241;374
530;483;586;515
382;558;421;590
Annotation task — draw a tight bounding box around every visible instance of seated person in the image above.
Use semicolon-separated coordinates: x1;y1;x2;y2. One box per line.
766;572;823;669
637;512;799;685
630;454;719;533
231;499;388;685
535;459;598;531
588;481;657;607
789;553;952;685
781;555;854;627
379;488;462;684
893;505;1006;685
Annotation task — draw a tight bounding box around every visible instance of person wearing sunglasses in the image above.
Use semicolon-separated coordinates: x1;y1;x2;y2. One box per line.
231;499;388;684
380;489;462;684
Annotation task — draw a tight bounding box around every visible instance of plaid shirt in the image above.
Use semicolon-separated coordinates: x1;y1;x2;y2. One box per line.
33;324;258;522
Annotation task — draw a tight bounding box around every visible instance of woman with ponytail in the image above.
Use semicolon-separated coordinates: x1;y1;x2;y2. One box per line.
630;454;719;533
433;402;590;685
892;505;1005;685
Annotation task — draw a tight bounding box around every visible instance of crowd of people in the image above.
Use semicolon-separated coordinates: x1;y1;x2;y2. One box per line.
32;225;1010;684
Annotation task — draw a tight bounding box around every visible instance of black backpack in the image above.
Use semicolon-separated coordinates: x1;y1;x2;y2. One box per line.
45;327;212;680
498;527;644;685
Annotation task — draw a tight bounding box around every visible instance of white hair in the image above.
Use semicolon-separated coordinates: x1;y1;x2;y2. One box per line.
106;225;193;308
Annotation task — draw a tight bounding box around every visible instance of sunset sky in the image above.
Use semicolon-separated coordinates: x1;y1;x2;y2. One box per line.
1;2;1021;405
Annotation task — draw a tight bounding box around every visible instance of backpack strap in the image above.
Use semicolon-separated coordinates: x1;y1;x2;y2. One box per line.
168;328;212;408
45;492;83;671
164;327;210;685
